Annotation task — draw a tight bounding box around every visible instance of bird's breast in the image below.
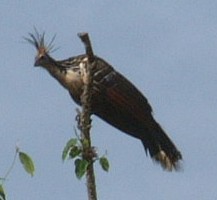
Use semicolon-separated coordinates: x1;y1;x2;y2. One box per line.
63;70;84;96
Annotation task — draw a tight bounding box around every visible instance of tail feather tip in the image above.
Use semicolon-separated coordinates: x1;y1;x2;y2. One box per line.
153;150;182;171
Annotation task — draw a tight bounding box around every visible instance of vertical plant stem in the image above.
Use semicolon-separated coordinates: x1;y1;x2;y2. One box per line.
78;32;97;200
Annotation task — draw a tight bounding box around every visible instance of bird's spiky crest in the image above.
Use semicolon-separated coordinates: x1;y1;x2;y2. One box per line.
24;28;57;55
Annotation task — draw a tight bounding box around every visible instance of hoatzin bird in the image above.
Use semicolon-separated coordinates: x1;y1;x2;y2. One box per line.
26;31;182;171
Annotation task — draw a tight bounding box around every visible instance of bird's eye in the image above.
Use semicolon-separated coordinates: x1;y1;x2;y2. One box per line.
39;55;45;60
34;54;47;66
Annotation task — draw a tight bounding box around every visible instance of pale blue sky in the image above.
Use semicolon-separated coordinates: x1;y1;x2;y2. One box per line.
1;1;217;199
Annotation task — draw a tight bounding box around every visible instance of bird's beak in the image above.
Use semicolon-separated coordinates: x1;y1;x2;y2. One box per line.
34;59;40;67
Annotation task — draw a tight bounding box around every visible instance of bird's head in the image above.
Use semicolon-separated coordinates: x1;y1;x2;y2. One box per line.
25;29;57;68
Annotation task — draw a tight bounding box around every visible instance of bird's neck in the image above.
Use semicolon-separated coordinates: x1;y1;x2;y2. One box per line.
45;61;66;81
44;59;84;102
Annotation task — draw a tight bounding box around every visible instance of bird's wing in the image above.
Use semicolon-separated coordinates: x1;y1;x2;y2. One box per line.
91;58;156;138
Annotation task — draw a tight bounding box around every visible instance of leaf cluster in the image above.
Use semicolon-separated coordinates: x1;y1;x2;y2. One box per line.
62;138;109;179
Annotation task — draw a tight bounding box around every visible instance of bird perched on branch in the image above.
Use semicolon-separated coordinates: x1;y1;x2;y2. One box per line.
26;31;182;171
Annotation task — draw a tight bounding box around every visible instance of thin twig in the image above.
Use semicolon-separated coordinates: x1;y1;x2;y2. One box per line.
78;32;97;200
1;148;19;184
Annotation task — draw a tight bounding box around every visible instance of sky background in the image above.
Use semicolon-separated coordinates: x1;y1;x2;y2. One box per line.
1;1;217;200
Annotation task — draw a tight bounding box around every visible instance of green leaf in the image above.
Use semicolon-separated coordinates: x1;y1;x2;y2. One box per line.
19;152;35;177
62;138;78;161
99;156;109;172
74;159;89;179
0;185;5;200
69;146;82;159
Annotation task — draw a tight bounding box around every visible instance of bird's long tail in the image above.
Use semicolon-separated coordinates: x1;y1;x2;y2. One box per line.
141;123;182;171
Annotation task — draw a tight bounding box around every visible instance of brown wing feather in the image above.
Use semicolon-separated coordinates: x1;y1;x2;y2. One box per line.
92;68;156;139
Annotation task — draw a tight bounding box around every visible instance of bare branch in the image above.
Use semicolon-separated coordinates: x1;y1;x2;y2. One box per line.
78;32;95;63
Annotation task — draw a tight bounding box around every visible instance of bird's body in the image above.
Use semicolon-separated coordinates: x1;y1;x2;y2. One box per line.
26;32;182;171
